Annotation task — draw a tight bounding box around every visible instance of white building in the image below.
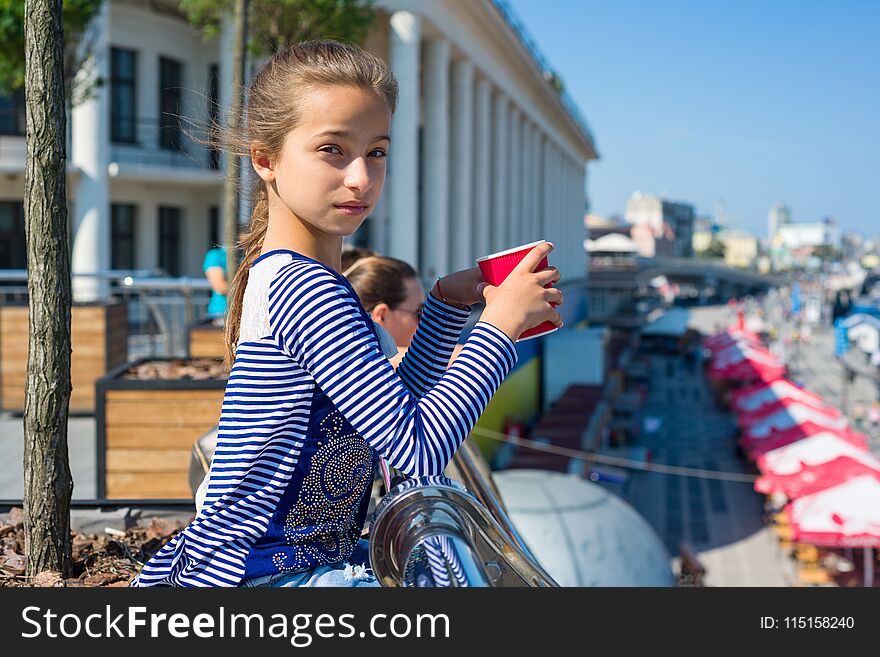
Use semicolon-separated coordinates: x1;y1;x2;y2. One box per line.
776;221;840;250
0;0;598;299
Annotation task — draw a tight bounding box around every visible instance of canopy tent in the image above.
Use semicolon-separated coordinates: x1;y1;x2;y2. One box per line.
710;343;780;370
756;432;871;475
586;233;638;253
740;402;849;442
756;455;880;500
732;378;824;414
745;425;868;459
703;328;761;350
736;396;841;429
786;475;880;586
708;357;785;384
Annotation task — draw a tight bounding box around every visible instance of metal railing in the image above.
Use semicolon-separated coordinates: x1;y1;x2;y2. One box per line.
491;0;597;149
0;269;213;359
110;117;219;170
369;474;558;587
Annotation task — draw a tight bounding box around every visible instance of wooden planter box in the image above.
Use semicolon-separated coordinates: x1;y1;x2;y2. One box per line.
95;357;227;500
187;317;225;358
0;301;128;414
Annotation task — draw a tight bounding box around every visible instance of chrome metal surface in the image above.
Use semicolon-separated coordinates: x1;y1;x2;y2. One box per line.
369;475;558;587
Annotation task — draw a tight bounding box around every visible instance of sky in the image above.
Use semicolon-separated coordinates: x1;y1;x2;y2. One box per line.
506;0;880;238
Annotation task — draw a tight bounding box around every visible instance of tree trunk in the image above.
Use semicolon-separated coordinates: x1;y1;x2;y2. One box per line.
224;0;249;282
23;0;73;577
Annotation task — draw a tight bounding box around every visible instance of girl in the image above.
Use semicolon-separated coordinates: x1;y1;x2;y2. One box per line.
132;39;562;588
343;253;424;367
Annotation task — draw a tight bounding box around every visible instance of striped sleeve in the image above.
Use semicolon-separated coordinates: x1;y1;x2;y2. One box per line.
268;262;517;477
396;293;471;397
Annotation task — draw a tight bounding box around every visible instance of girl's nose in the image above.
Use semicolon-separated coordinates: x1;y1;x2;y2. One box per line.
344;157;371;191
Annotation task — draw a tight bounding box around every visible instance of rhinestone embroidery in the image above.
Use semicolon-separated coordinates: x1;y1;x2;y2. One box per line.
272;410;372;572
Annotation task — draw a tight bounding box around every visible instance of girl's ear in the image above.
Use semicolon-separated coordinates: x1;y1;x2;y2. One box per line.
251;145;274;182
371;303;390;325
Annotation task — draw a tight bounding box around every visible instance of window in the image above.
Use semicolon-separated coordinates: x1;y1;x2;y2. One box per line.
0;87;26;136
158;206;181;276
110;47;137;143
159;57;183;151
208;64;221;169
208;205;220;248
0;201;25;269
111;204;136;270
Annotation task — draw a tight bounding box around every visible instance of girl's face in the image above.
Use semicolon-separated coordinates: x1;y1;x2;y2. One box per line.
254;84;392;239
374;276;425;349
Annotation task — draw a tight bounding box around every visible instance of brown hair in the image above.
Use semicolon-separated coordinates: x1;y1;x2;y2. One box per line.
340;246;378;274
343;254;419;313
221;40;398;366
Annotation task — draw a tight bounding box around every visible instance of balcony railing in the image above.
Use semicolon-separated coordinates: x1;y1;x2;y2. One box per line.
492;0;597;149
110;117;220;170
0;113;220;172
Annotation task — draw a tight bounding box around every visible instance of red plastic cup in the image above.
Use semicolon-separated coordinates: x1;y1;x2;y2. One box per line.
476;239;559;342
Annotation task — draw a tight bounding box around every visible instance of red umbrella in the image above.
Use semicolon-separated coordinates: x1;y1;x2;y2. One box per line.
708;357;785;384
740;402;849;444
732;378;824;414
756;454;880;499
711;342;775;367
737;396;841;429
786;475;880;586
745;424;868;459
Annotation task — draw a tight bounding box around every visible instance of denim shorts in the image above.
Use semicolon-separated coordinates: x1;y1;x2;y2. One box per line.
240;539;380;588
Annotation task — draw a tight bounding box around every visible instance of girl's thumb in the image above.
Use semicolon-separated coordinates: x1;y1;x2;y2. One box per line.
477;282;492;301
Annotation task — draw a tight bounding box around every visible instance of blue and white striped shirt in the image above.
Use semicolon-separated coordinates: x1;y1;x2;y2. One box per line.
131;250;516;587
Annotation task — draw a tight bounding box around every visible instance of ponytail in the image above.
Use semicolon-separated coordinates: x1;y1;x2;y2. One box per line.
224;187;269;367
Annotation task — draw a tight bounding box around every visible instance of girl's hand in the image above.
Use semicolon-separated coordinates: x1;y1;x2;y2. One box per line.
478;242;564;343
431;267;485;308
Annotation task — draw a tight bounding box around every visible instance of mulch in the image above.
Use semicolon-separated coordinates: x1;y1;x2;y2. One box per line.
0;507;188;587
123;358;228;381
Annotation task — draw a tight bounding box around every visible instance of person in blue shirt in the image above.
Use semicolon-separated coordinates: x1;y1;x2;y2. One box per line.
202;246;228;319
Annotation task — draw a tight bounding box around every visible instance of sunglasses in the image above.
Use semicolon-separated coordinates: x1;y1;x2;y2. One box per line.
393;302;424;319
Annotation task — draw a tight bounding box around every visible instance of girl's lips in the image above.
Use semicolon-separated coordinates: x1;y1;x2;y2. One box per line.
335;204;368;216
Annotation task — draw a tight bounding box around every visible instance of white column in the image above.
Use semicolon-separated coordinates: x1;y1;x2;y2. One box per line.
491;92;509;252
522;120;534;243
535;132;545;241
71;1;109;301
541;137;551;247
369;192;387;254
388;12;421;265
508;107;522;247
473;76;492;261
450;58;474;272
420;38;451;282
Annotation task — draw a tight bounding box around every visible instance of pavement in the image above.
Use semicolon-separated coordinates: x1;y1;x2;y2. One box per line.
0;415;97;501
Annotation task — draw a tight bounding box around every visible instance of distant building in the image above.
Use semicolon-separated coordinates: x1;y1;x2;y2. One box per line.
768;202;792;241
776;221;839;250
625;192;694;258
718;229;758;269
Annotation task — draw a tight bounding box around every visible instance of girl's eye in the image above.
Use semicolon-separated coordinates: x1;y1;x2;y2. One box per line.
368;149;387;158
319;145;342;155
